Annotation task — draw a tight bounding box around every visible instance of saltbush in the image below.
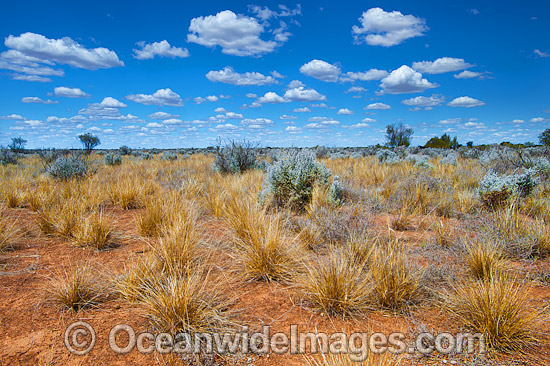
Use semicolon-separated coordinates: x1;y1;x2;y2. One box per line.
328;175;344;205
260;150;331;211
212;140;258;174
0;147;18;165
47;156;88;181
104;153;122;166
161;152;178;161
478;169;539;208
376;149;400;164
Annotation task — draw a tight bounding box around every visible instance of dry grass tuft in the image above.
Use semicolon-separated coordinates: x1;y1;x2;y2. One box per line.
464;240;508;280
306;352;399;366
136;266;234;335
296;250;371;317
108;177;144;209
72;211;114;249
368;242;422;310
443;276;544;353
0;208;20;251
49;264;105;311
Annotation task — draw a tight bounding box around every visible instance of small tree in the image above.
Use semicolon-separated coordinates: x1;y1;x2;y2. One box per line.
540;128;550;147
78;133;100;154
8;136;27;153
212;139;258;174
385;123;413;147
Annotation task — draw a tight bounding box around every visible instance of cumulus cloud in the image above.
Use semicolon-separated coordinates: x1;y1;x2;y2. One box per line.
248;4;302;21
285;126;301;133
2;32;123;72
365;102;391;110
530;117;549;123
401;94;444;110
293;107;311;112
299;59;341;82
447;96;485;108
337;108;354;115
287;80;305;89
126;88;183;106
257;91;288;103
223;112;244;119
99;97;127;108
187;10;285;56
352;7;428;47
54;86;90;98
148;111;180;120
340;69;388;82
241;118;273;129
362;117;376;122
412;57;473;74
349;122;370;129
10;74;52;82
346;86;367;93
133;40;190;60
280;114;298;120
284;87;326;102
454;70;483;79
78;97;127;117
206;67;279;85
21;96;58;104
0;114;25;120
379;65;437;94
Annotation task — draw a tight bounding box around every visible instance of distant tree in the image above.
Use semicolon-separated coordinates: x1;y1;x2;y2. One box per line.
540;128;550;147
466;141;474;148
425;133;459;149
119;145;131;155
385;123;413;147
78;133;100;154
8;136;27;153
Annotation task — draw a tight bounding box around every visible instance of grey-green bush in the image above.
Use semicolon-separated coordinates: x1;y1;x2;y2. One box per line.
104;153;122;166
47;156;88;181
260;150;331;211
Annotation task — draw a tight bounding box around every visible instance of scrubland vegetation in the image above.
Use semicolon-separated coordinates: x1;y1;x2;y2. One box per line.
1;141;549;365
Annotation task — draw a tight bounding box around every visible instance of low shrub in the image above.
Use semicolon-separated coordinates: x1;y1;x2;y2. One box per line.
104;153;122;166
260;150;331;211
212;139;258;174
477;169;539;208
47;156;88;181
0;147;18;165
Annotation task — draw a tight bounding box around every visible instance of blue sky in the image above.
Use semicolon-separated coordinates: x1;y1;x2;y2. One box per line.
0;0;549;148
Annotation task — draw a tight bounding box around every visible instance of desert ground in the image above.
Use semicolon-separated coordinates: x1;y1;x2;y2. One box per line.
1;146;549;365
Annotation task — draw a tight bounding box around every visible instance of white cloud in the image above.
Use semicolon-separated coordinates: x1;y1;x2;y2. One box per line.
401;95;444;109
287;80;305;89
206;95;219;102
187;10;281;56
337;108;354;115
126;88;183;106
340;69;388;82
248;4;302;20
346;86;367;93
293;107;311;112
365;102;391;110
10;74;52;82
284;87;326;102
362;117;376;122
530;117;549;123
3;32;123;70
257;91;288;103
224;112;244;119
349;123;370;128
285;126;301;133
245;93;258;98
54;86;90;98
21;96;58;104
307;117;340;126
146;122;163;128
447;96;485;108
438;118;461;125
454;70;483;79
214;107;227;113
133;40;189;60
379;65;437;94
280;114;298;120
148;111;180;120
352;7;428;47
241;118;273;129
299;59;340;82
412;57;473;74
534;49;550;58
100;97;126;108
206;67;278;85
0;114;24;120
